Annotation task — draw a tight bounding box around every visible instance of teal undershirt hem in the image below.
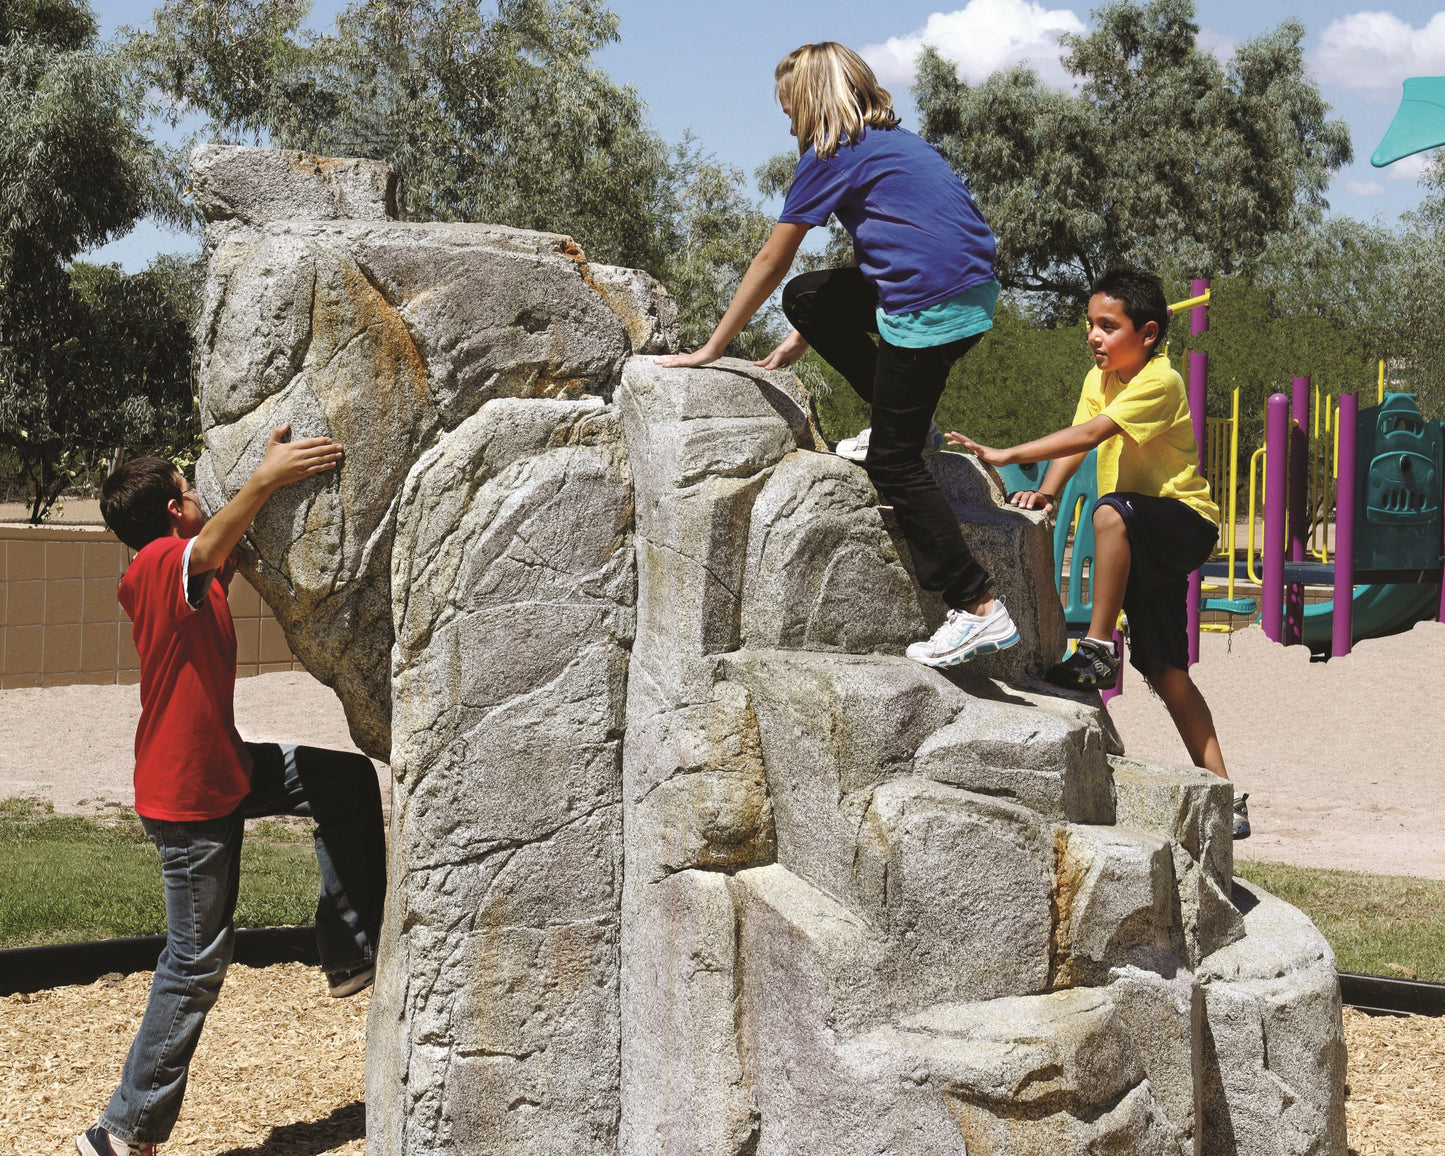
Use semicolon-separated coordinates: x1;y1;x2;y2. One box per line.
876;279;1001;348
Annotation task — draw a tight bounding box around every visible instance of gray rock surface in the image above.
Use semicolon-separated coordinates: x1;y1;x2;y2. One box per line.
191;142;400;227
193;148;1348;1156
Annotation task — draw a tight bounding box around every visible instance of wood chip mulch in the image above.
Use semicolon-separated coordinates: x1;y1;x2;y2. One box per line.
2;968;1441;1154
1342;1006;1445;1155
1;964;366;1156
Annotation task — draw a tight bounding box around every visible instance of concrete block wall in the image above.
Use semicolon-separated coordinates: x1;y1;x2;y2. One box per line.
1;524;301;689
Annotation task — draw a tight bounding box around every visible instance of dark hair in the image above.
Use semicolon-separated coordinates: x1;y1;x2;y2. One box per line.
1090;266;1169;357
101;457;183;551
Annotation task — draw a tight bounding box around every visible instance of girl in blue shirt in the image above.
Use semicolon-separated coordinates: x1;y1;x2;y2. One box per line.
657;41;1017;667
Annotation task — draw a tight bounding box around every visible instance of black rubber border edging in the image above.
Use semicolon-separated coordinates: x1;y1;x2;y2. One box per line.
3;937;1441;1015
0;926;319;996
1338;971;1445;1017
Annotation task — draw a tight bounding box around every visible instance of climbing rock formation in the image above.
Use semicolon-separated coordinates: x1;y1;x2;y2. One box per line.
194;146;1348;1156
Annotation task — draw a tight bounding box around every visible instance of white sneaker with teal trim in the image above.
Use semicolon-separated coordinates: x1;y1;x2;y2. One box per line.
905;599;1021;667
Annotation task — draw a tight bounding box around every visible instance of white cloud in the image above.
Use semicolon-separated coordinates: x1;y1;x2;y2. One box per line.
863;0;1086;90
1196;28;1236;64
1313;11;1445;98
1343;178;1388;195
1386;152;1430;181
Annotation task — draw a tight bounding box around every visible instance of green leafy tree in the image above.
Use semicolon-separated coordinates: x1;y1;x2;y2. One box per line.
915;0;1352;312
659;137;783;357
130;0;676;273
1;0;189;520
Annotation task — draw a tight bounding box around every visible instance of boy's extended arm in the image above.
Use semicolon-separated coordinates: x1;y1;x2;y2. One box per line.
945;415;1119;513
188;423;344;575
948;414;1120;468
656;222;811;369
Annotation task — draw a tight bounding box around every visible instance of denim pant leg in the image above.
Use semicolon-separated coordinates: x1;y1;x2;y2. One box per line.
101;812;243;1144
243;742;385;973
866;336;993;608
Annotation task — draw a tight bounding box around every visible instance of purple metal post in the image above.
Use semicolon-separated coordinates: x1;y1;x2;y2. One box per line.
1333;393;1357;657
1186;278;1209;666
1101;627;1124;704
1262;393;1290;642
1440;430;1445;623
1284;377;1310;645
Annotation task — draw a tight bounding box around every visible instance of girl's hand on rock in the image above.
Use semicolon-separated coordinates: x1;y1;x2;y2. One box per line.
654;346;720;369
753;329;810;370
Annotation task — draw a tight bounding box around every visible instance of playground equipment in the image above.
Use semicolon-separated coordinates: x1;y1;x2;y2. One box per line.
1249;385;1445;658
993;280;1445;679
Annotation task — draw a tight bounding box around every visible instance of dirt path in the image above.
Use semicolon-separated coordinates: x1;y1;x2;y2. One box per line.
0;672;389;817
1107;621;1445;880
2;619;1443;878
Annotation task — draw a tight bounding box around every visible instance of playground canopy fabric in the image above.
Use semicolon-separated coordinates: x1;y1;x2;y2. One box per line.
1373;77;1445;167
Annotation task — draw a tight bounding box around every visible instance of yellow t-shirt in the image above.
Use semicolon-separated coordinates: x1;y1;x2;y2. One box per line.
1072;355;1219;525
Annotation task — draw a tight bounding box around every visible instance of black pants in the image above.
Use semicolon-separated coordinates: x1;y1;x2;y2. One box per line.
782;266;992;608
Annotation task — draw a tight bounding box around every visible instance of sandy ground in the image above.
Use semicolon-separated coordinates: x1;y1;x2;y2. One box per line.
2;966;1441;1155
0;672;391;818
1;618;1443;877
1107;620;1445;880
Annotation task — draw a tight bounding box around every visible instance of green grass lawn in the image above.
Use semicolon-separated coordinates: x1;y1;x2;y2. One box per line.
0;799;320;949
1236;859;1445;982
3;798;1442;983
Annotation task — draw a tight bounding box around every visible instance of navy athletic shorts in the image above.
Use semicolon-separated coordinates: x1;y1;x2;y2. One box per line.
1094;492;1219;675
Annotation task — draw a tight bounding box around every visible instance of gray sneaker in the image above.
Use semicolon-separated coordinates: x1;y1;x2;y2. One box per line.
1233;793;1251;840
1045;638;1121;691
327;962;375;998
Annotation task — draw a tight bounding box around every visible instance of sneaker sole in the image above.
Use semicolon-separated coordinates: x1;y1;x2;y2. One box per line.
77;1135;107;1156
328;966;376;998
921;628;1021;668
1044;669;1119;692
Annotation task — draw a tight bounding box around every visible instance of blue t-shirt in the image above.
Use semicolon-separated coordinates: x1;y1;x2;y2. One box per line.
779;127;996;315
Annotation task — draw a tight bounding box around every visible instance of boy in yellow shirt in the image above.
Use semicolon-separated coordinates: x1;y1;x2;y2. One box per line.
948;267;1248;838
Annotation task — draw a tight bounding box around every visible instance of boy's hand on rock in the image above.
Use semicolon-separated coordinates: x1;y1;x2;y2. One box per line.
1008;490;1055;514
257;423;345;490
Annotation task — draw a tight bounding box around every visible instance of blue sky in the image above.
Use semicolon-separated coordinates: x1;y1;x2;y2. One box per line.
87;0;1445;270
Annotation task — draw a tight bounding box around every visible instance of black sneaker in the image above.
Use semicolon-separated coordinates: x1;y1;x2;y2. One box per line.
1045;638;1121;691
1233;793;1251;840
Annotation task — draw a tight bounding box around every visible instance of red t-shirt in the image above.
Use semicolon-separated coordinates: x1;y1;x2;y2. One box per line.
118;536;253;821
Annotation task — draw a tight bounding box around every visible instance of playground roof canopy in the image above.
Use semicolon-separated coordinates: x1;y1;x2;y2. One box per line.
1373;77;1445;167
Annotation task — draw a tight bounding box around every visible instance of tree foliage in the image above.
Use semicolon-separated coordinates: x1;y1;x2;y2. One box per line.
129;0;677;273
915;0;1352;312
1;0;191;520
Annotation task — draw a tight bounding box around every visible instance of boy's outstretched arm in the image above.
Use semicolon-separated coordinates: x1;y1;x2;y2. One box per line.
946;415;1120;511
188;423;344;575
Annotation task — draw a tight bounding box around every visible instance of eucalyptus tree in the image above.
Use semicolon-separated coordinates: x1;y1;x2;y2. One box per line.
914;0;1352;313
130;0;677;273
1;0;188;520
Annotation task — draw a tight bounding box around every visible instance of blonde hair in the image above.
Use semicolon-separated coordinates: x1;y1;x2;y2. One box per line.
776;42;899;160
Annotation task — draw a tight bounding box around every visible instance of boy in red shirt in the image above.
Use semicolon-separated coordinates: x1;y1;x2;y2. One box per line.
80;425;385;1156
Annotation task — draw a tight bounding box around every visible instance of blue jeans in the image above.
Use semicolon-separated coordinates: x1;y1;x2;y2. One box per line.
99;743;386;1144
